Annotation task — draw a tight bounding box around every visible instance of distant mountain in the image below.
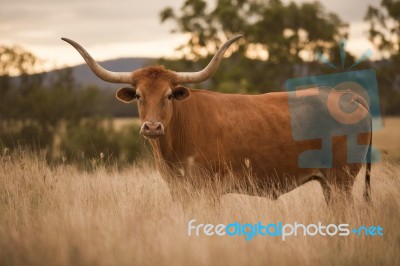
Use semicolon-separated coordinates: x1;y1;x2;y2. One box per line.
51;57;155;88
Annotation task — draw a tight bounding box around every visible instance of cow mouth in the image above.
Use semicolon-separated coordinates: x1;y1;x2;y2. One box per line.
142;133;164;139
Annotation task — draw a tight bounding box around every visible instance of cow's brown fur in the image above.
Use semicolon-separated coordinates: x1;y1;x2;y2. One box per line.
117;67;372;202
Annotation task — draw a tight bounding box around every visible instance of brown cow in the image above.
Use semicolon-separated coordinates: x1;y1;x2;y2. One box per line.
62;36;372;203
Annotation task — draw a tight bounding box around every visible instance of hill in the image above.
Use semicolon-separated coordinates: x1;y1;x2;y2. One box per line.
56;57;155;88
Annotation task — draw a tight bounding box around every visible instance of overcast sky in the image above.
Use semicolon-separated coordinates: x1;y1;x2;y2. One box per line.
0;0;381;70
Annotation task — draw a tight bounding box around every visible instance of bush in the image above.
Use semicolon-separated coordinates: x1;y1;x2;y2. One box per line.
59;118;148;168
0;121;52;152
117;123;150;162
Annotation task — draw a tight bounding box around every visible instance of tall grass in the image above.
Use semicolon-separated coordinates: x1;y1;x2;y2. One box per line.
0;151;399;266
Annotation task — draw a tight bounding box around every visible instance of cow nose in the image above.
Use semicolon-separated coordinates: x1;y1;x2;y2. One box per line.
140;121;165;138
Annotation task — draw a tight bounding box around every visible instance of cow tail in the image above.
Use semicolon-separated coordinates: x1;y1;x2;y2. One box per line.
364;119;372;203
355;93;372;203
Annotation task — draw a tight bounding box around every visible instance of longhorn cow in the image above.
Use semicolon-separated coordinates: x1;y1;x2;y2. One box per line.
62;36;372;203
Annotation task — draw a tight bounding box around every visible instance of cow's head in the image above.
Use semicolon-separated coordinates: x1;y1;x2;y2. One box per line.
115;67;191;138
61;36;242;139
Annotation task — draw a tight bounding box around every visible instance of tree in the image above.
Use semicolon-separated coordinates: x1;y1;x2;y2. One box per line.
160;0;347;63
365;0;400;115
365;0;400;58
159;0;347;93
0;45;148;164
0;47;95;154
0;45;40;76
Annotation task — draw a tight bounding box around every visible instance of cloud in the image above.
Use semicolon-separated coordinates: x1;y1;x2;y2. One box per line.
0;0;184;45
0;0;382;68
285;0;381;23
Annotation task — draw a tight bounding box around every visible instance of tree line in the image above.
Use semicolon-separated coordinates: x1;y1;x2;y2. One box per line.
160;0;400;114
0;47;148;168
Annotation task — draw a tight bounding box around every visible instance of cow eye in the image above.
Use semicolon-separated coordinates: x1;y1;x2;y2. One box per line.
167;94;173;100
135;94;144;104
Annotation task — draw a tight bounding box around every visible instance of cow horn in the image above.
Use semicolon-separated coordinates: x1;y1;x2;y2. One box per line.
61;38;132;84
175;35;243;84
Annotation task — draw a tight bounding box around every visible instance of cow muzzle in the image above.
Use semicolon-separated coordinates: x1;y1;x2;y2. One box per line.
140;121;165;139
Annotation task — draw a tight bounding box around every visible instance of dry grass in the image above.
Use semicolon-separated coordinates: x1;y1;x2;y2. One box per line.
0;151;399;266
373;117;400;161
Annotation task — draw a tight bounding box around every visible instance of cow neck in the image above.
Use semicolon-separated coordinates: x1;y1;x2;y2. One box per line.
154;100;191;161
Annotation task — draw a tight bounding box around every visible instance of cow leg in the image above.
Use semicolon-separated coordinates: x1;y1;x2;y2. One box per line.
337;177;355;203
157;161;191;206
302;175;332;205
339;166;360;204
318;178;332;205
320;167;358;205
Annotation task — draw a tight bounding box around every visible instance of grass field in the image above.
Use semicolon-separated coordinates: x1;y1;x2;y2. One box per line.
0;117;399;266
0;155;399;265
373;117;400;161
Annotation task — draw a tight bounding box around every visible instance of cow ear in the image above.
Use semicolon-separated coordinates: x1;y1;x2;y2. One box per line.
116;87;136;103
172;85;190;101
